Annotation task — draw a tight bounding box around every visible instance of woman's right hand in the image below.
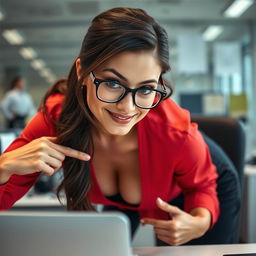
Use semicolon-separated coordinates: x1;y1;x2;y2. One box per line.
0;136;90;184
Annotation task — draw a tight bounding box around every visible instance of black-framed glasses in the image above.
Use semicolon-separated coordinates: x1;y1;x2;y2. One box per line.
89;72;167;109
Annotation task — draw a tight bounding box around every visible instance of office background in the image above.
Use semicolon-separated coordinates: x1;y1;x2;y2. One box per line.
0;0;256;246
0;0;256;158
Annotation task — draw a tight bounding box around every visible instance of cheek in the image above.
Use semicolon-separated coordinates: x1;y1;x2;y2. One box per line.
136;109;150;122
86;86;107;116
86;84;97;104
86;85;98;113
86;87;95;105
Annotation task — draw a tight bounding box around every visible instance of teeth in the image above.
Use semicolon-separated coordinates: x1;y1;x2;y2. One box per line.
107;110;135;121
112;114;131;120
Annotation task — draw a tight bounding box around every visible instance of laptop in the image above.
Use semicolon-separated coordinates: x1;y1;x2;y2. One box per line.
0;211;133;256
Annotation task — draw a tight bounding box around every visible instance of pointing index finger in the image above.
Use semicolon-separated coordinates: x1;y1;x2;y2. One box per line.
141;218;168;228
50;142;90;161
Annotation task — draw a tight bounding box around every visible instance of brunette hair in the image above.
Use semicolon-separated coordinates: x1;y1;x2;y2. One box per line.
38;78;67;113
10;76;23;89
55;7;172;210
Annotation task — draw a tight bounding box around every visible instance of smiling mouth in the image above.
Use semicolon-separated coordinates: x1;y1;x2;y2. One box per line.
106;110;137;123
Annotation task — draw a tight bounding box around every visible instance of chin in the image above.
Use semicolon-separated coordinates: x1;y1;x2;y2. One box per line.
106;126;133;137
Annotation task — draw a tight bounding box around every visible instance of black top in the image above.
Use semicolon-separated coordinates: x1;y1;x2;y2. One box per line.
106;193;139;207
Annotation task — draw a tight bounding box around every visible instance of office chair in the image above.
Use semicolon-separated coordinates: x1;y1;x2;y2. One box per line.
191;116;245;244
191;116;245;186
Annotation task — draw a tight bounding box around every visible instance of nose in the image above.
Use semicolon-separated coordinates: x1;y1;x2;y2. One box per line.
116;92;136;112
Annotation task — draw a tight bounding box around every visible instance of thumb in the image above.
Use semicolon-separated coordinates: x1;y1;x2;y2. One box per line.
44;136;57;142
156;197;182;217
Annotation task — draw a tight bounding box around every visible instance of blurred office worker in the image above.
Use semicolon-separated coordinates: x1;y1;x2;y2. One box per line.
1;76;36;128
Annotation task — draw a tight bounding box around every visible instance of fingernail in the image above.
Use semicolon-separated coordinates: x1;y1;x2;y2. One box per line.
157;197;164;205
84;154;91;161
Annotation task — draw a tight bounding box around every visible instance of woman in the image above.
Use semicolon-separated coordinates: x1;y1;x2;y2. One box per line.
0;8;219;246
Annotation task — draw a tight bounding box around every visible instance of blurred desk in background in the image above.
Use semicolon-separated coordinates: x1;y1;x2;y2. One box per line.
12;194;66;211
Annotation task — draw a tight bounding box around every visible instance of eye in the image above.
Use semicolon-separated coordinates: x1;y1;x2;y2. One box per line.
138;86;155;96
104;80;122;89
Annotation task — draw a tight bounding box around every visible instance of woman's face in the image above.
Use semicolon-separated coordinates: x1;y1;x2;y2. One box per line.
77;50;162;137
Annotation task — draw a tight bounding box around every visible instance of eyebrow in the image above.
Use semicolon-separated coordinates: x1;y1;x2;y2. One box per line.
102;68;158;85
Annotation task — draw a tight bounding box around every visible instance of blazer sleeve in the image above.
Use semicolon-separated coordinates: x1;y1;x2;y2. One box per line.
0;94;63;210
174;124;220;228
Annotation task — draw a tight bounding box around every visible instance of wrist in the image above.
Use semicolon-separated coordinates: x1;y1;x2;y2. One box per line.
0;153;12;184
190;208;211;237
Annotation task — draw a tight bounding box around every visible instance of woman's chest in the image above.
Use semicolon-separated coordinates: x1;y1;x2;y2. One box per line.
92;143;142;205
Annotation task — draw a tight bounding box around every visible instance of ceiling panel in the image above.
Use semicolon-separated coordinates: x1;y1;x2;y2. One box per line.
0;0;255;87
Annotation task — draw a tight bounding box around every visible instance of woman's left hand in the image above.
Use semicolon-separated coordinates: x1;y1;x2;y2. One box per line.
141;198;211;246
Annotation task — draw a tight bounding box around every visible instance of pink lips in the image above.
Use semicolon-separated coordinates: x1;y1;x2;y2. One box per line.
107;110;137;124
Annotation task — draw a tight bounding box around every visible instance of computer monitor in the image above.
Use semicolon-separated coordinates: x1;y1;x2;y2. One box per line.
180;93;203;114
180;93;226;116
203;93;226;116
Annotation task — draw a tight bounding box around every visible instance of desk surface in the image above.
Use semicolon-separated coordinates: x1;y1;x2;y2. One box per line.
13;194;63;207
133;244;256;256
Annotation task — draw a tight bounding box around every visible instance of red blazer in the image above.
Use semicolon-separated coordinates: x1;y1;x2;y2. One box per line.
0;94;219;226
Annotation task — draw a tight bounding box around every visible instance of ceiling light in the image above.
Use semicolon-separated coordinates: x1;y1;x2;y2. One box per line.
203;26;223;41
224;0;254;18
39;68;52;78
39;69;57;84
46;76;56;84
19;47;37;59
31;59;45;70
2;29;25;45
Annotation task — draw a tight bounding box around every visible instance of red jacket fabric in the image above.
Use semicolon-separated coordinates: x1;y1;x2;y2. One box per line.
0;94;219;226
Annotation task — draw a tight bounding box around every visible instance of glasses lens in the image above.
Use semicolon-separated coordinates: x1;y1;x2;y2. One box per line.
97;81;125;102
135;87;162;108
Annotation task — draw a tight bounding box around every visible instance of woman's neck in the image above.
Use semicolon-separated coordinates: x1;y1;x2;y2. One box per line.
92;126;137;150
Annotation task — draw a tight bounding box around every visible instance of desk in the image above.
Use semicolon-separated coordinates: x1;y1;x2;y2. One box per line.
11;194;66;211
13;194;62;207
14;195;61;207
133;244;256;256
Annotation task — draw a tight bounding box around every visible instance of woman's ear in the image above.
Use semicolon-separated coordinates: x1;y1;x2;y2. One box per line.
75;58;82;81
75;58;90;86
